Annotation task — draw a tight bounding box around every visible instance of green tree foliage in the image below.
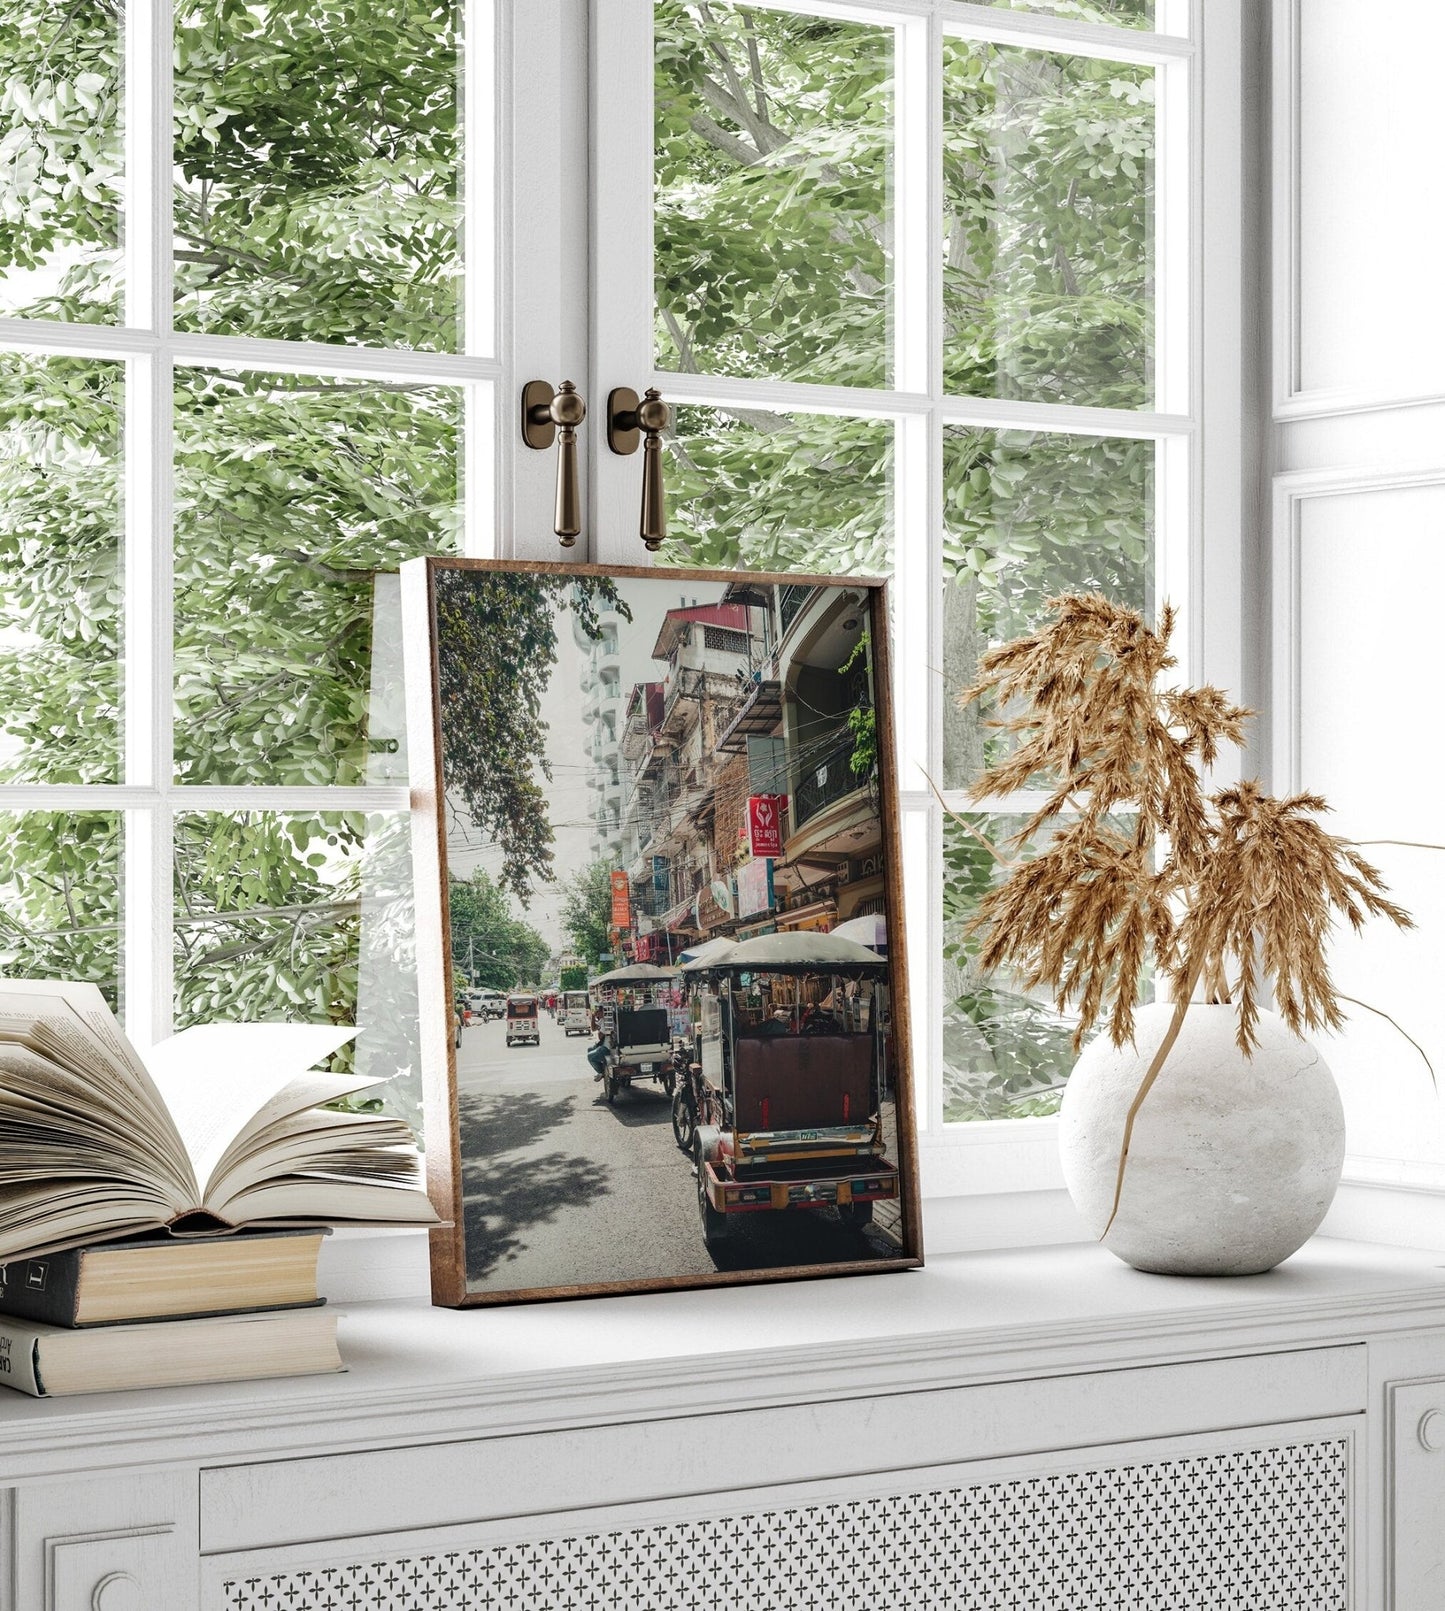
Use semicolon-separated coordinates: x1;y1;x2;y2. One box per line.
0;812;118;992
433;572;629;908
559;859;615;973
941;813;1076;1120
447;869;548;993
653;3;1154;637
172;0;460;350
0;2;122;321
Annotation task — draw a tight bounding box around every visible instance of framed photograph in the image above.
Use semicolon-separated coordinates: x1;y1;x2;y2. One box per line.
402;558;922;1306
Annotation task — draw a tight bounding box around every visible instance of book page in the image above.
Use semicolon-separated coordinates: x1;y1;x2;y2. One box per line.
202;1069;388;1199
0;979;153;1084
0;1039;196;1203
144;1023;358;1190
0;981;174;1131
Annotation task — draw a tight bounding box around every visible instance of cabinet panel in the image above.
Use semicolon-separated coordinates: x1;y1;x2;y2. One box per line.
204;1418;1359;1611
200;1345;1364;1553
12;1473;198;1611
1389;1376;1445;1608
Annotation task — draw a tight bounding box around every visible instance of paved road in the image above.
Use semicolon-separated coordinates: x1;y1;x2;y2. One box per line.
454;1010;898;1296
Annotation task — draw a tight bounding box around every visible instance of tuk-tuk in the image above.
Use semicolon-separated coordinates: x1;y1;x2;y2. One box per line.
587;963;679;1104
559;989;591;1036
674;933;896;1251
504;992;540;1047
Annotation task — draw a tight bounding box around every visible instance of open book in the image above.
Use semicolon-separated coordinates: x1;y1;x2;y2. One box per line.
0;979;439;1260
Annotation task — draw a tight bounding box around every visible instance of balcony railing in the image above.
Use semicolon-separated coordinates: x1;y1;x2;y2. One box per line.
791;734;866;830
778;583;813;637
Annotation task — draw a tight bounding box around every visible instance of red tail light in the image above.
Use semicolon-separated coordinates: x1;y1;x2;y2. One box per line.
842;1093;850;1122
761;1097;770;1129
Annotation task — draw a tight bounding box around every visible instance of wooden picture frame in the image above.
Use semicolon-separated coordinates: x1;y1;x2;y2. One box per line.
401;558;922;1306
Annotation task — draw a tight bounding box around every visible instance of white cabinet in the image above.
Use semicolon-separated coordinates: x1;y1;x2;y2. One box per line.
200;1421;1361;1611
4;1240;1445;1611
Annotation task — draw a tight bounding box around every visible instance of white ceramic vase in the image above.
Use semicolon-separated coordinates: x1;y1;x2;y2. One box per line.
1058;1002;1345;1276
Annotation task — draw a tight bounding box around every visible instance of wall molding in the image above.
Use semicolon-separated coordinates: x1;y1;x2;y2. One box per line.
1270;0;1445;422
1271;464;1445;793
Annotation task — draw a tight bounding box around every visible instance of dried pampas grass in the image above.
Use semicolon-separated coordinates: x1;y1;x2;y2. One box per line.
959;594;1414;1229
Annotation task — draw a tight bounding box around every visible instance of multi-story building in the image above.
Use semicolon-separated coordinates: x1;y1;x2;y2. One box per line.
613;585;883;962
572;594;624;866
715;580;885;940
616;601;759;961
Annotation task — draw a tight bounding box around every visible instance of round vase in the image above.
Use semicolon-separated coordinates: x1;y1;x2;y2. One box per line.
1058;1002;1345;1276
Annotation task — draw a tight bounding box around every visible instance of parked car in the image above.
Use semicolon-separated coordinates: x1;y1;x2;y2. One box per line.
469;989;505;1020
505;993;540;1046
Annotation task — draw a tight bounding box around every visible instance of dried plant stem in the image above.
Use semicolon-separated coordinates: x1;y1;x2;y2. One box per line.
1352;840;1445;852
1336;993;1437;1093
1102;959;1204;1239
922;771;1010;867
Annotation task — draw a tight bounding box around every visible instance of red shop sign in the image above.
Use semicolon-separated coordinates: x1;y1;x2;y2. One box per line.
746;794;785;859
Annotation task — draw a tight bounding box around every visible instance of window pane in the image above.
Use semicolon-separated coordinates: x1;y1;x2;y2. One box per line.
173;0;463;351
0;812;120;1010
974;0;1166;30
654;1;892;388
942;811;1075;1122
660;405;893;577
943;809;1153;1122
172;366;462;786
173;809;419;1127
941;427;1153;790
0;355;122;784
0;4;122;321
943;41;1154;409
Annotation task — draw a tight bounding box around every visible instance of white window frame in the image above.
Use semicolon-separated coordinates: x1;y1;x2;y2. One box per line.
584;0;1247;1236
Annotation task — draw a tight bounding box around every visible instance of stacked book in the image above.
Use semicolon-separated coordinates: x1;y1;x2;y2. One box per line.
0;978;440;1397
0;1228;340;1396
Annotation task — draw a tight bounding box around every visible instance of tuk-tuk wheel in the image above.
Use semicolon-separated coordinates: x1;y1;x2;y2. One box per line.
838;1200;874;1231
696;1161;733;1249
661;1068;676;1097
603;1073;619;1105
670;1088;694;1153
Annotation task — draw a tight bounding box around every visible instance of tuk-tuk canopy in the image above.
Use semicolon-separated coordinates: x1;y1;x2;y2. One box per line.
590;962;679;986
677;937;736;971
687;932;887;976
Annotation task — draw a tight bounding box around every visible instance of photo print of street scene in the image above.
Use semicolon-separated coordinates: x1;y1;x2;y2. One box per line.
421;563;918;1301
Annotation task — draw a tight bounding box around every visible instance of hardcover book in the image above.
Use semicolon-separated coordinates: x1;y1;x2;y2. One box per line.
0;1226;328;1327
0;978;439;1260
0;1307;343;1397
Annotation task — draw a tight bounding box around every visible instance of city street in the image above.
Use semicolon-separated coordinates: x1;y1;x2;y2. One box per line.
454;1008;895;1295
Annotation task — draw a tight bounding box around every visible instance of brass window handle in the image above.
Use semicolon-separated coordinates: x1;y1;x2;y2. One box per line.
521;379;586;546
607;386;670;553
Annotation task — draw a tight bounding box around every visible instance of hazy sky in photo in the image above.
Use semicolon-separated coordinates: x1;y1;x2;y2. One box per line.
444;576;730;963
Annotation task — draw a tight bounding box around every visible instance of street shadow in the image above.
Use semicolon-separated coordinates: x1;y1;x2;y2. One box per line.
704;1207;907;1273
457;1088;605;1283
596;1084;675;1129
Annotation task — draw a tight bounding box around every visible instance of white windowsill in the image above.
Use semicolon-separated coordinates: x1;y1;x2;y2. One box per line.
4;1238;1444;1485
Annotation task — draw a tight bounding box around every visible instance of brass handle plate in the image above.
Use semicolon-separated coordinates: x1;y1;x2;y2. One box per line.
607;386;670;552
521;379;586;546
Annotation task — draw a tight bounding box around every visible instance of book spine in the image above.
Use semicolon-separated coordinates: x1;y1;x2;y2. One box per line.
0;1319;45;1396
0;1250;83;1326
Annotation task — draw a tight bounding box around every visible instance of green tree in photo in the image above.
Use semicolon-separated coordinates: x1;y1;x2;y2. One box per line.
559;859;616;974
447;869;548;994
433;571;629;908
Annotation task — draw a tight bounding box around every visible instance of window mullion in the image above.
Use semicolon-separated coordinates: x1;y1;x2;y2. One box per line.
119;0;174;1048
